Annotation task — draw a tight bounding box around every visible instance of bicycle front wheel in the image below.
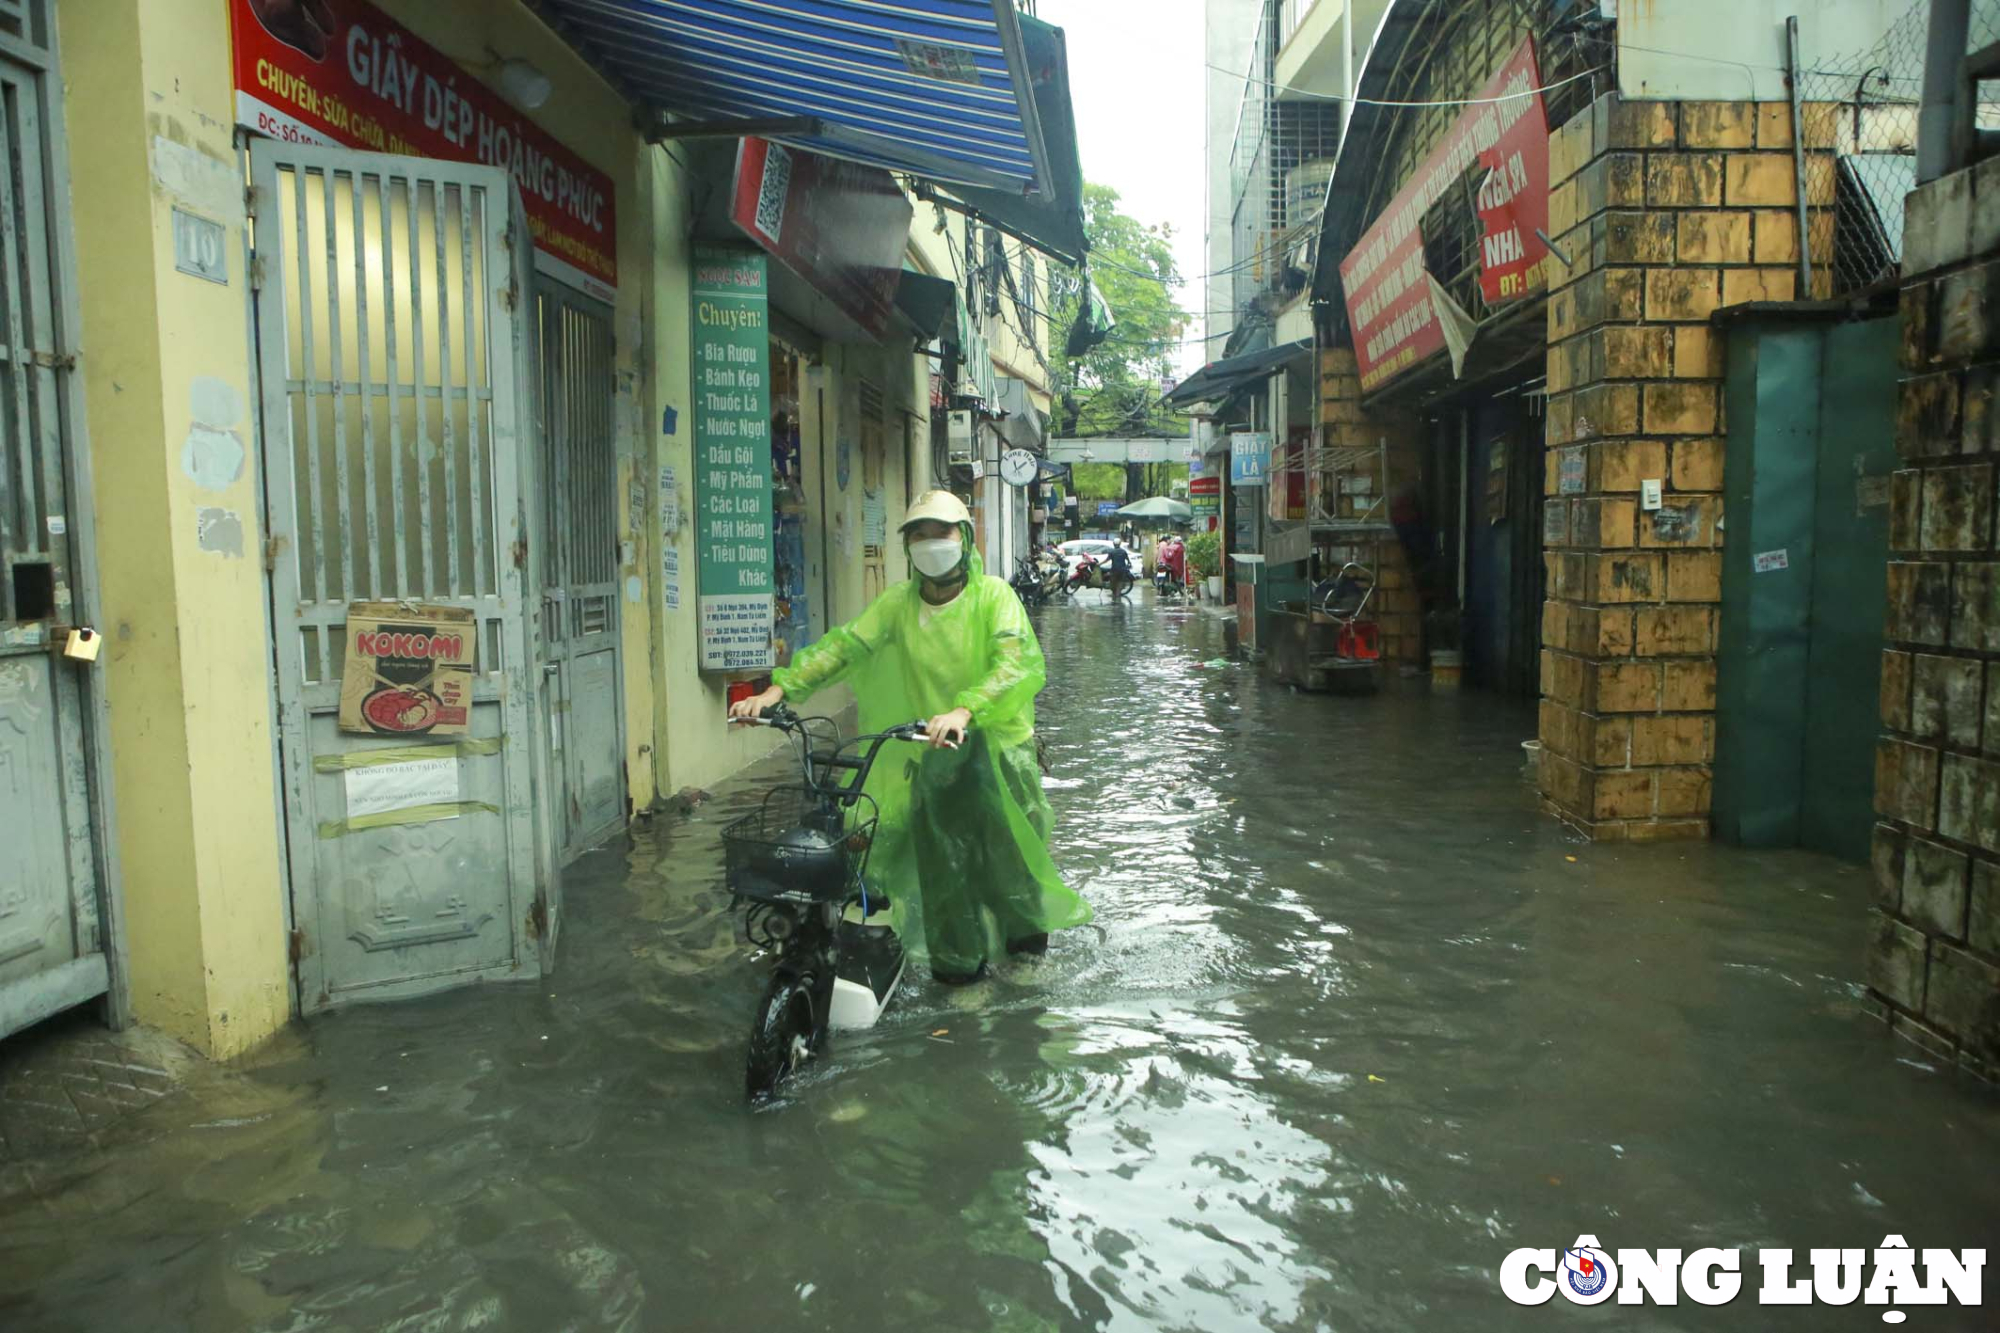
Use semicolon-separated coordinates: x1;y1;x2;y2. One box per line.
745;971;822;1099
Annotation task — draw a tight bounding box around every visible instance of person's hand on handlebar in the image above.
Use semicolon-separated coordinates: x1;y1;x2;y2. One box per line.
925;707;972;749
728;684;785;723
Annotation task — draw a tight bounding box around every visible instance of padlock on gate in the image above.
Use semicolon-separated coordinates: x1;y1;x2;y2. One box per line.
62;626;101;662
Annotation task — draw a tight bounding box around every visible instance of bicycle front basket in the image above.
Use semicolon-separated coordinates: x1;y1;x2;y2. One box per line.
721;787;877;903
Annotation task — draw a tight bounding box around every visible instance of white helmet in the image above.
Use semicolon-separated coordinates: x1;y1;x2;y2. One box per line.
899;489;973;532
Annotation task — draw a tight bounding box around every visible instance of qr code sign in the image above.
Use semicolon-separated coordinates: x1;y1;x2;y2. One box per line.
754;144;791;241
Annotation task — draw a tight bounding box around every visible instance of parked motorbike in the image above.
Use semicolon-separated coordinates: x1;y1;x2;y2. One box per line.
1011;554;1048;606
1011;551;1065;606
1153;537;1188;600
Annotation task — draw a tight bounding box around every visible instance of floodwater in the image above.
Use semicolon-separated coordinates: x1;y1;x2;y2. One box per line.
3;596;1997;1332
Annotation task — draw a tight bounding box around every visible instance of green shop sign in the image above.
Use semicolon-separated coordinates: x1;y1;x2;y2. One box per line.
691;247;775;672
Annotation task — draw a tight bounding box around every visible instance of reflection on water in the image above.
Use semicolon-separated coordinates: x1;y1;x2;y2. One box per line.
4;596;1998;1331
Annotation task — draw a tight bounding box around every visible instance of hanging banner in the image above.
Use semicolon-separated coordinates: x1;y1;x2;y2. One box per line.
337;602;475;737
731;137;913;342
1339;37;1548;394
228;0;617;300
692;248;775;672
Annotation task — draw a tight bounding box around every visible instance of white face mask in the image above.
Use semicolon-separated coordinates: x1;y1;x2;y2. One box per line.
908;536;964;579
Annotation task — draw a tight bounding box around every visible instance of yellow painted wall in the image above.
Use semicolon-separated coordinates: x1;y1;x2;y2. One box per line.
63;0;289;1057
58;0;971;1059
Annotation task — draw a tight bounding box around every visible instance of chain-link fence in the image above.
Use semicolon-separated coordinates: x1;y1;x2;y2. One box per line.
1798;0;2000;297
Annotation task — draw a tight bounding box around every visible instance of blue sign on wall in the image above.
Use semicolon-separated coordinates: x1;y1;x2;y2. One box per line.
1096;501;1122;517
1230;432;1271;487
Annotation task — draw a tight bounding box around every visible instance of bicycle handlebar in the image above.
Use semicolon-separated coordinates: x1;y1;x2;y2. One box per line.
734;704;953;801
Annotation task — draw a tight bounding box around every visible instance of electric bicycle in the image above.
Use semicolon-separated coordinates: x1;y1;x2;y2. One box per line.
725;704;933;1099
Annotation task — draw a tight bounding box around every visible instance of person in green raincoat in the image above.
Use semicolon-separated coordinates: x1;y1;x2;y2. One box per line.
729;490;1090;982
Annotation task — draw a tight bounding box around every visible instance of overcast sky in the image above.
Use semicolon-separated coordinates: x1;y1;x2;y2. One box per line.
1038;0;1209;373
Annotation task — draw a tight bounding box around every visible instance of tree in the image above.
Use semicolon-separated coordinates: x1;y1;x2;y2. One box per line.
1053;183;1192;441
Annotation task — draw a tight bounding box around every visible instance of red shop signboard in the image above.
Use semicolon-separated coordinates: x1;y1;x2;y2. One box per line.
731;137;914;342
229;0;618;300
1339;37;1548;394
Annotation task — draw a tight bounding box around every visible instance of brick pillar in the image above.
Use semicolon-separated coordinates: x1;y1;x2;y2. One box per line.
1319;347;1421;666
1537;94;1836;840
1866;162;2000;1080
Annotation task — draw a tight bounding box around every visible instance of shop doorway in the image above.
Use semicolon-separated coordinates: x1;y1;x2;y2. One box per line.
249;141;547;1013
0;31;119;1040
534;281;623;862
1464;392;1546;701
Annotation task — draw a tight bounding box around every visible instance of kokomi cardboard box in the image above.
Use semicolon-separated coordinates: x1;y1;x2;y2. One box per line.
337;602;475;737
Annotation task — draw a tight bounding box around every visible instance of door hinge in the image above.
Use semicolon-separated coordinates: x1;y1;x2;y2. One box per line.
500;282;518;312
512;537;529;570
263;532;289;573
288;927;307;964
244;184;259;221
528;896;548;940
248;251;266;292
30;350;76;371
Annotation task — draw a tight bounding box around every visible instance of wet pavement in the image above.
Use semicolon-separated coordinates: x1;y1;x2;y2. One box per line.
3;595;1998;1331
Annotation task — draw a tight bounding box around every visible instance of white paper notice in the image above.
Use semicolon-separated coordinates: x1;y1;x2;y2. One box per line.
659;464;681;532
344;757;460;819
660;464;683;610
1753;549;1789;573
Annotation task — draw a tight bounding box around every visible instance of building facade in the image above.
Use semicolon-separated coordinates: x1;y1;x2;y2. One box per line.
1195;0;1996;1072
0;0;1072;1057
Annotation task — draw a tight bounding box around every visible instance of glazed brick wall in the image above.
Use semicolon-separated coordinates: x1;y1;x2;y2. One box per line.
1867;160;2000;1082
1537;93;1836;841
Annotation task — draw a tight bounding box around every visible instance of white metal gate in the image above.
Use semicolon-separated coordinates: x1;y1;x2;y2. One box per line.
535;283;623;861
0;11;118;1040
249;140;548;1013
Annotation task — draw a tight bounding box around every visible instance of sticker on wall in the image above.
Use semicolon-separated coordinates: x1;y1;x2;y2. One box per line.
1753;549;1790;573
45;514;65;537
182;378;247;492
1557;446;1586;495
196;506;245;557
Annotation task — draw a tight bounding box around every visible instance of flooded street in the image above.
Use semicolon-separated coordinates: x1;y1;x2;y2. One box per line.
4;598;1997;1331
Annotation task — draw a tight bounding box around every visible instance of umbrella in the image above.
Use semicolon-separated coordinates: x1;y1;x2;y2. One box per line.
1113;496;1192;521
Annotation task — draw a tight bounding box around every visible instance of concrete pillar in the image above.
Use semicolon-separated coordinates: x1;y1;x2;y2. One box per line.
61;0;290;1056
1536;94;1838;840
1868;158;2000;1079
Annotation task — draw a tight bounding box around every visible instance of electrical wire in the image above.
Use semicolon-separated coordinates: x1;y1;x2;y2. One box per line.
1208;59;1608;107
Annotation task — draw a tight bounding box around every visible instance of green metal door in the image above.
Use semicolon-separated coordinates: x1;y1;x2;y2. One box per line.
1715;315;1897;860
1800;320;1899;858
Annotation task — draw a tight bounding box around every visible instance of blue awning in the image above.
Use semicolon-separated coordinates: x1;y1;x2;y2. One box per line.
540;0;1061;199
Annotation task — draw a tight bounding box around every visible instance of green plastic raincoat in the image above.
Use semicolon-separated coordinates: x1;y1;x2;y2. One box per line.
770;549;1090;974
